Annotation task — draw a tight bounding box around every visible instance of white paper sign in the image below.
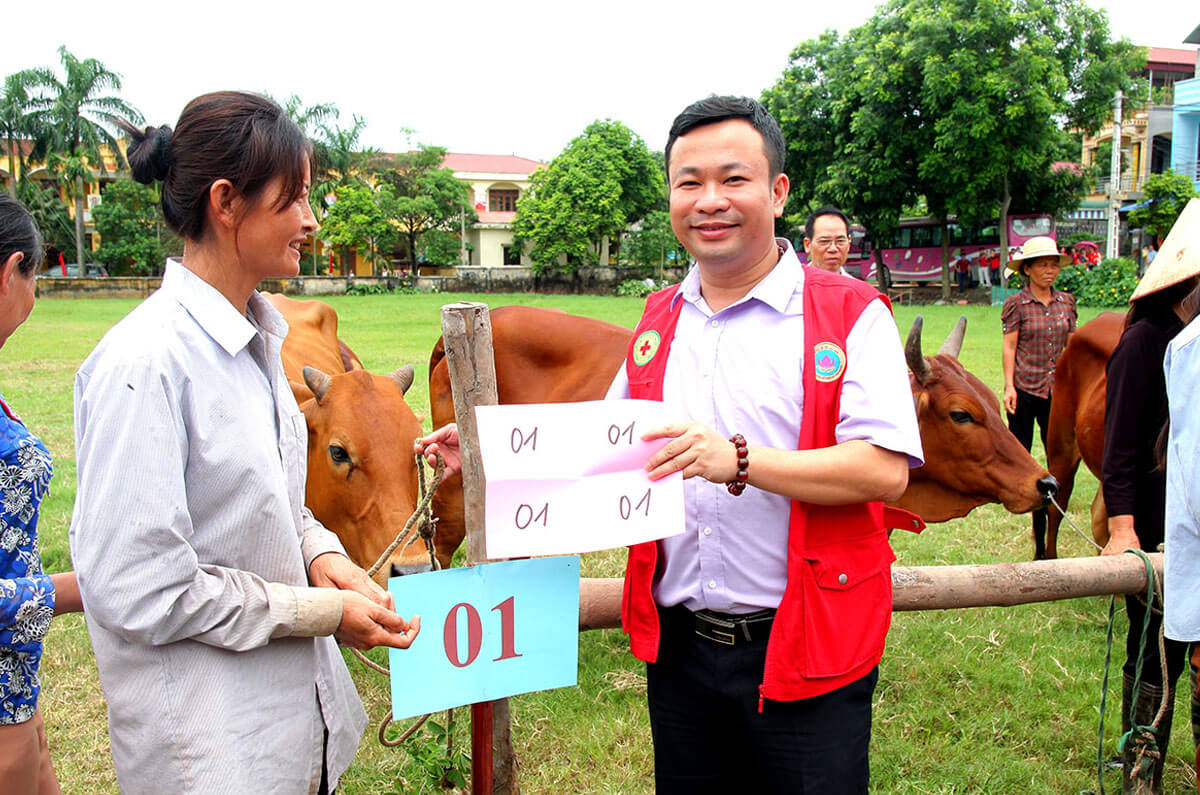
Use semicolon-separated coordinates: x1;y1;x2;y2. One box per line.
475;399;685;558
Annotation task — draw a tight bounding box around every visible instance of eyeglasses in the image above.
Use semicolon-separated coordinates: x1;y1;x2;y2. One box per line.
814;236;851;248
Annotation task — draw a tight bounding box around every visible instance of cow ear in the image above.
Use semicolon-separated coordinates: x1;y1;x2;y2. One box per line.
303;366;332;403
388;365;415;395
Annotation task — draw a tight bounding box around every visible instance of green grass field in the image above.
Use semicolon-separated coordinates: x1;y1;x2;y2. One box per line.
9;292;1195;793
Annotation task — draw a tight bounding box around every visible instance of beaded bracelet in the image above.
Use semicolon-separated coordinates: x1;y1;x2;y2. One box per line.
727;433;749;496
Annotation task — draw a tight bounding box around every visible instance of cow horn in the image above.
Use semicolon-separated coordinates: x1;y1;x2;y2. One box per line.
303;366;332;403
906;316;933;385
388;365;415;395
938;316;967;359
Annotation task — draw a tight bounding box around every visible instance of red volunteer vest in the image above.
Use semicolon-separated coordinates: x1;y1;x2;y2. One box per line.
621;266;923;703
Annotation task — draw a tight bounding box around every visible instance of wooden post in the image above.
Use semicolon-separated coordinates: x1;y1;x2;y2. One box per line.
440;302;519;794
577;553;1165;629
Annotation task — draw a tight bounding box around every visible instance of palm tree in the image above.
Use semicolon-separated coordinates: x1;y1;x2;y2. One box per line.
31;46;141;272
0;69;53;198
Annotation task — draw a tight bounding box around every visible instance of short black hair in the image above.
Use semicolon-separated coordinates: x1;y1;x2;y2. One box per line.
804;206;850;241
664;95;786;178
0;194;43;276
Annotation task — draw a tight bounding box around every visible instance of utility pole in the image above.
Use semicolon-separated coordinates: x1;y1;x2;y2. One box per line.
1106;89;1123;260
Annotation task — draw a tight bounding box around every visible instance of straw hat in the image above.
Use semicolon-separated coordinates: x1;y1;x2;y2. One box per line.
1005;236;1072;274
1130;198;1200;302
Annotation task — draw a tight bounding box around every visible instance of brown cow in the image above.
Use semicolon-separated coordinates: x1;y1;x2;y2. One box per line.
428;306;632;565
264;293;428;583
1038;311;1125;559
427;307;1056;563
897;316;1058;522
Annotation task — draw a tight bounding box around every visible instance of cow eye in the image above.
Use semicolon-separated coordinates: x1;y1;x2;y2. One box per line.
328;444;351;464
949;410;974;424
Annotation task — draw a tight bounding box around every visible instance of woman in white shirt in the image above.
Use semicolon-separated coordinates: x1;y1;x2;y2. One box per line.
69;91;419;795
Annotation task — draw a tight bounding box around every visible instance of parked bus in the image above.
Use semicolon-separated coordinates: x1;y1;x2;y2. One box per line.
853;213;1055;283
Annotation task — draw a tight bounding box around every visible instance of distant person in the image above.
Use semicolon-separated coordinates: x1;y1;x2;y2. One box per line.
1146;242;1157;265
953;249;970;293
1001;237;1076;557
803;206;852;275
69;92;419;794
0;194;84;795
977;251;992;287
988;249;1001;286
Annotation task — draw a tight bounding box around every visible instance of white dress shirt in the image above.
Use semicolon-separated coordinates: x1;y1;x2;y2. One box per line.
70;260;365;794
1164;315;1200;642
608;241;923;613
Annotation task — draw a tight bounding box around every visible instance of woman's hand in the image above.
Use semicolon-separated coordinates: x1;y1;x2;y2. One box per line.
415;424;462;476
1101;515;1141;557
50;572;83;615
309;552;392;609
336;592;420;650
641;423;738;483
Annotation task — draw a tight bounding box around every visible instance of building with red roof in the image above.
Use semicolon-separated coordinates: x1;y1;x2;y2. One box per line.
441;153;544;267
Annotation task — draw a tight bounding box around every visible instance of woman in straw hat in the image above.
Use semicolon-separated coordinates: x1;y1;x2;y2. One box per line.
1156;197;1200;790
1000;236;1076;552
1101;197;1200;793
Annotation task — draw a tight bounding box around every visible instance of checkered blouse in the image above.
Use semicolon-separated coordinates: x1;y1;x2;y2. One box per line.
1001;287;1077;398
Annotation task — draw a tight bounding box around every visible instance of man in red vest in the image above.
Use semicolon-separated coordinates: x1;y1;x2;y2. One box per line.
417;96;923;794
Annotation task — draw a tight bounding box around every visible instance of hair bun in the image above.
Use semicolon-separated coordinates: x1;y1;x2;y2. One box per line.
126;124;173;184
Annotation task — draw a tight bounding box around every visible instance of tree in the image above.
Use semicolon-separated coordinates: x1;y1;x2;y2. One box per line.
1129;171;1200;242
1;69;53;198
512;120;661;274
91;179;179;275
319;183;399;273
17;179;73;254
375;145;474;275
31;46;142;273
620;210;689;277
764;0;1141;298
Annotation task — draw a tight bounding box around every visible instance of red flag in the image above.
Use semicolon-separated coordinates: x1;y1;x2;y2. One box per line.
328;251;334;275
59;252;66;276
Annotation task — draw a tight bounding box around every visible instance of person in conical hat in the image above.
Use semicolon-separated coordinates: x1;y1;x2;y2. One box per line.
1102;197;1200;793
1000;235;1076;559
1155;197;1200;791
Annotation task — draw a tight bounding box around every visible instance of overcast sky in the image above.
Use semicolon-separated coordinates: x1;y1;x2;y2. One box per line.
1;0;1193;163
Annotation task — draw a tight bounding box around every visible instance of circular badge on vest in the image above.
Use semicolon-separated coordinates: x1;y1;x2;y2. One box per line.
813;342;847;382
632;330;661;366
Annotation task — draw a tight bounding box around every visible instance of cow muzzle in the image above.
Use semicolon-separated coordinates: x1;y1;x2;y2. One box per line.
391;561;433;578
1037;475;1060;504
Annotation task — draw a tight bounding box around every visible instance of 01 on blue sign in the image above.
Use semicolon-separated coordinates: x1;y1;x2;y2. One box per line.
387;556;580;720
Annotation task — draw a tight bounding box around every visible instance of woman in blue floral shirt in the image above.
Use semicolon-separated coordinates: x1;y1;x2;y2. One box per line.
0;194;81;794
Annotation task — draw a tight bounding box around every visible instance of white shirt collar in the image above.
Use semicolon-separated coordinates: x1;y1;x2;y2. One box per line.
160;259;287;356
675;237;803;315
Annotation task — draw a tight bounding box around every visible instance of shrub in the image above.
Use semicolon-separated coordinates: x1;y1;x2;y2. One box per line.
1007;258;1137;307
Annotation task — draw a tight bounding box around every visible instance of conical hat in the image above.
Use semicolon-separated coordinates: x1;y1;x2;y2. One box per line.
1130;198;1200;301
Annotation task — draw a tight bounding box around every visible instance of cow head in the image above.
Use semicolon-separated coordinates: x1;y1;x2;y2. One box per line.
300;365;430;584
895;316;1057;522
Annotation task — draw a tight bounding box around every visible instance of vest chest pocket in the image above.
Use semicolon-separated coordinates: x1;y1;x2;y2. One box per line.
799;533;896;678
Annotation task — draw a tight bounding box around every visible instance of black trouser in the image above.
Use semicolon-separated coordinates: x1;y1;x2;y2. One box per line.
1008;387;1052;541
1124;594;1190;688
646;605;876;794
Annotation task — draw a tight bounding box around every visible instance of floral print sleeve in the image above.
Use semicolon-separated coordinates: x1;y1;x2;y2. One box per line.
0;394;54;725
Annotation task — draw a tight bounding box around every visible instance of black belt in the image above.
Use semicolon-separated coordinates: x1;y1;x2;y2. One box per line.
691;608;776;646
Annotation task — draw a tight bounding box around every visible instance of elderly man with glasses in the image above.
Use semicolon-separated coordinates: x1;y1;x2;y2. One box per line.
803;206;853;275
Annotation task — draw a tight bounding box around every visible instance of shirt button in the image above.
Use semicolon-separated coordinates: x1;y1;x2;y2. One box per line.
708;580;717;589
703;527;712;536
838;573;849;584
711;319;720;327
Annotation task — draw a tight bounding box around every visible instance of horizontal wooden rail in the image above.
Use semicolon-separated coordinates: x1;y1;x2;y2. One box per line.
578;553;1163;630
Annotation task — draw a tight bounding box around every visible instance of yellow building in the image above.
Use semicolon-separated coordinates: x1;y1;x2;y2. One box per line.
442;153;543;267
